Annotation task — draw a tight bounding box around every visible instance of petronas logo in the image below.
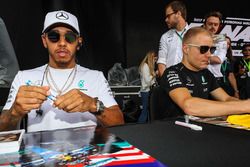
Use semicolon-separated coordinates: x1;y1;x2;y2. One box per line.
78;80;88;91
78;80;84;88
201;76;205;83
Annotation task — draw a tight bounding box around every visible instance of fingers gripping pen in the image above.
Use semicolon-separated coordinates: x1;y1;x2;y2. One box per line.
26;80;56;101
25;80;56;116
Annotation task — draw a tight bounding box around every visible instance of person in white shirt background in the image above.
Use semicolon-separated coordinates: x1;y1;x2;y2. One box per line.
203;11;227;87
138;51;157;123
157;0;189;77
0;10;124;132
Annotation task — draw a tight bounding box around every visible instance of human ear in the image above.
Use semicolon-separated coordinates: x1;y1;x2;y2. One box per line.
77;37;83;50
41;34;48;48
183;45;189;55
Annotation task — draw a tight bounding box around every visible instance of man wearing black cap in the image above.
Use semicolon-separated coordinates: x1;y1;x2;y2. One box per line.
0;10;124;132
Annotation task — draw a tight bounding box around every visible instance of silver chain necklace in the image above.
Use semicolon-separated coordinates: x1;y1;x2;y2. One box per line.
45;65;77;95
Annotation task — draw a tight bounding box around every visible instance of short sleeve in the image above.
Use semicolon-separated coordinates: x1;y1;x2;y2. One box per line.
3;71;22;110
160;67;186;94
96;72;117;107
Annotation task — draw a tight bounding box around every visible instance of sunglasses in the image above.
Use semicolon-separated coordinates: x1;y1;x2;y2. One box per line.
166;11;177;19
186;44;216;54
46;31;78;43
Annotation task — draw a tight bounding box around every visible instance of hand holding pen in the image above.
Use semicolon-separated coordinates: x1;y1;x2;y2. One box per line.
26;80;56;101
25;80;57;116
10;80;51;117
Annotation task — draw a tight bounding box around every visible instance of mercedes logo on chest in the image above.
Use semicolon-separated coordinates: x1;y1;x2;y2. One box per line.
56;12;69;20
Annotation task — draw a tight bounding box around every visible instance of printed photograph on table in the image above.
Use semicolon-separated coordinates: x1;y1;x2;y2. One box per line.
0;129;25;154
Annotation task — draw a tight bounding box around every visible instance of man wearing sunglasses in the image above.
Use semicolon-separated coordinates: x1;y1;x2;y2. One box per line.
160;27;250;118
203;11;227;87
157;0;189;77
0;10;124;132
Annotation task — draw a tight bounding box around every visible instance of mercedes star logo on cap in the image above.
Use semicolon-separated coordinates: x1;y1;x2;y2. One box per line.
56;12;69;20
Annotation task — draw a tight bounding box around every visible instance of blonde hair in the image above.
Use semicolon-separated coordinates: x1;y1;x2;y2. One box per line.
183;27;212;44
139;51;157;76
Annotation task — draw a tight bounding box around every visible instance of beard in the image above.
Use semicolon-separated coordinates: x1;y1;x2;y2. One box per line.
49;54;76;68
168;21;178;29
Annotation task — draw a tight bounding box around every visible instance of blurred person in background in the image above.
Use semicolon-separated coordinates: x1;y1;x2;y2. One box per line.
220;36;239;98
138;51;157;123
203;11;227;88
157;0;189;77
235;43;250;99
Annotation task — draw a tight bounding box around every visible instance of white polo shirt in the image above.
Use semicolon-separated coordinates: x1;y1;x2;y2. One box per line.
3;64;117;132
157;24;189;68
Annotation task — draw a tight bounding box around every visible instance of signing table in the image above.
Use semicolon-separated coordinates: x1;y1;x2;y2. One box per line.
109;119;250;167
1;119;250;167
0;125;166;166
